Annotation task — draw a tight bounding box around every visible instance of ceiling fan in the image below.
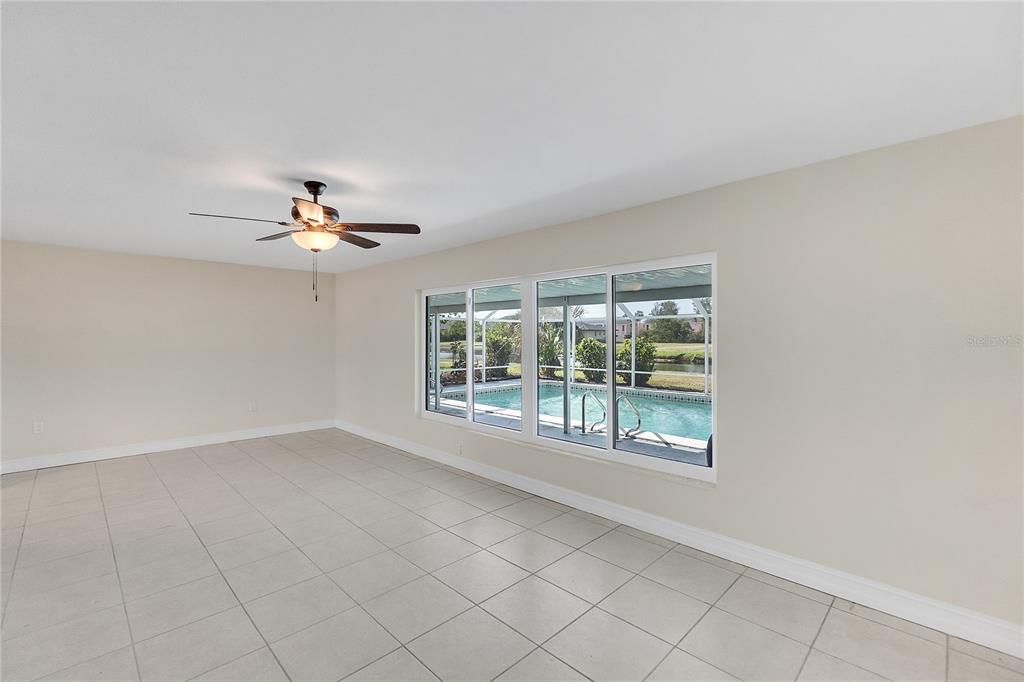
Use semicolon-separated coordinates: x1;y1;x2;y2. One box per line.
189;180;420;301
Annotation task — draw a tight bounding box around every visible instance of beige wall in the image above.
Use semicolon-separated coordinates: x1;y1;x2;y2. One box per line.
334;118;1023;623
2;242;336;464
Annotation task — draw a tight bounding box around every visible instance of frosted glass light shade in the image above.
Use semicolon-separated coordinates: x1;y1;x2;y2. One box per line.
291;230;340;252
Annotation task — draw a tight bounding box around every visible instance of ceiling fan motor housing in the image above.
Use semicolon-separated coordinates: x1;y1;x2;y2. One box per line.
304;180;327;198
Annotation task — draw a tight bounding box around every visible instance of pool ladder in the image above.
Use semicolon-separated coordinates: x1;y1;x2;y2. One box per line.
580;391;642;438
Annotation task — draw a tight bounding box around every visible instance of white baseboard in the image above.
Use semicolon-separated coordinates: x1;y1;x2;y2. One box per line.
0;420;336;474
334;418;1024;659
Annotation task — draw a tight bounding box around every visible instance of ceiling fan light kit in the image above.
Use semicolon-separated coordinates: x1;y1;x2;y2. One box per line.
188;180;420;302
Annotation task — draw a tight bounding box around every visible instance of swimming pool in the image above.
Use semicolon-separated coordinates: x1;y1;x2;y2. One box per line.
473;384;711;441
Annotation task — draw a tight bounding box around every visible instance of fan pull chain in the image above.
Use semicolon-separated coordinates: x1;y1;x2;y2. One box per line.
312;251;318;302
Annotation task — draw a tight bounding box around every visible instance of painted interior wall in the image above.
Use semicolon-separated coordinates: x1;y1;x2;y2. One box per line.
1;242;336;466
334;117;1023;625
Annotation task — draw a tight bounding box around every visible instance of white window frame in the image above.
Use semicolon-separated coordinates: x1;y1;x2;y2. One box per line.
419;252;717;484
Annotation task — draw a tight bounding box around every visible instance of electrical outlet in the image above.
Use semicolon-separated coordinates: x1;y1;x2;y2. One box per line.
32;421;44;434
247;400;257;413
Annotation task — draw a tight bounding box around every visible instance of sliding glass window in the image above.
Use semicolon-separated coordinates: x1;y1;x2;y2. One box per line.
536;274;607;449
471;284;522;430
425;291;468;417
612;264;713;466
422;254;715;479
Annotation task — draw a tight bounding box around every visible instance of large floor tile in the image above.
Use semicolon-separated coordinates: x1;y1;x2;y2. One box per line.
395;530;479;572
407;607;534;682
193;511;272;546
300;528;388;572
416;498;486;528
274;510;358;546
328;550;425;603
545;607;672;681
950;637;1024;675
449;514;525;547
460;487;524;512
797;650;884;681
244;574;356;642
1;605;131;681
581;529;669;572
814;609;948;681
118;547;218;601
496;648;587;681
3;572;123;641
434;550;529;603
716;576;829;644
493;499;566;528
534;513;611;548
680;608;809;681
272;607;399;681
599;576;708;644
126;574;238;641
38;645;140;681
207;528;293;570
223;549;321;602
948;650;1024;682
194;647;288;681
345;648;439;681
363;575;472;643
113;527;205;571
134;607;264;680
482;575;590;644
648;648;737;681
832;598;947;646
489;530;574;572
362;513;441;548
641;549;740;602
538;551;633;603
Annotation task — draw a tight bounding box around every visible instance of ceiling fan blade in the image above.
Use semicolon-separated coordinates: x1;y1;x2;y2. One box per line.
255;230;298;241
336;223;421;234
189;212;290;226
335;231;381;249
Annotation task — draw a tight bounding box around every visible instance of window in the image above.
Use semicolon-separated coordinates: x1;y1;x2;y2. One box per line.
536;274;607;449
425;291;467;417
472;284;522;430
612;264;712;467
421;253;715;480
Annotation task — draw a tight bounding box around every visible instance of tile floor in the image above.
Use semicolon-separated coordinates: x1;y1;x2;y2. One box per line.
1;428;1021;681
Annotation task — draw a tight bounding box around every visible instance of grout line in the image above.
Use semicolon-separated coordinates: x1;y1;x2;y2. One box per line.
92;462;144;682
793;595;835;681
141;453;295;682
1;469;38;626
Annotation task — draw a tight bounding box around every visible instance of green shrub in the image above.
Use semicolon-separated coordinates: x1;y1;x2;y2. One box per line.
485;323;519;379
617;336;657;386
537;323;562;378
574;337;606;383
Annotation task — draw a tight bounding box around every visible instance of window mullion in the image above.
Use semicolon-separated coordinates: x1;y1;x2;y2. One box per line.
465;289;474;421
605;273;615;453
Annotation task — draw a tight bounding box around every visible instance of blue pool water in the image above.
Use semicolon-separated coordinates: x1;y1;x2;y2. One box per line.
474;384;711;441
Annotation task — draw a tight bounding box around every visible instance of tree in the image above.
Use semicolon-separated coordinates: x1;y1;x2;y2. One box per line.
440;320;466;342
646;301;686;342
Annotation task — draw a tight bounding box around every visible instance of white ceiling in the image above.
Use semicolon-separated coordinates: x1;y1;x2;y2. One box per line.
3;2;1020;273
